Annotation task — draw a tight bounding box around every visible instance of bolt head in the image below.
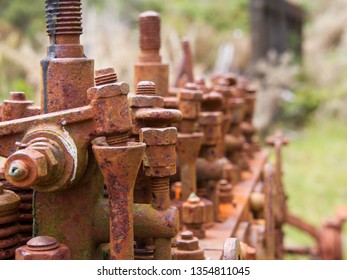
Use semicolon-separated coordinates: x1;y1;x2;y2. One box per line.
182;197;206;224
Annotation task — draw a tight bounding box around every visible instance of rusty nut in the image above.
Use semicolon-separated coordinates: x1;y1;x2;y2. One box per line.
5;149;48;188
178;84;203;120
90;82;132;136
87;82;129;100
140;127;177;177
182;194;206;225
176;231;199;251
199;112;223;146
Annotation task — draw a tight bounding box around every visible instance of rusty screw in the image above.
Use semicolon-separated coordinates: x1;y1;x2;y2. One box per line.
16;236;70;260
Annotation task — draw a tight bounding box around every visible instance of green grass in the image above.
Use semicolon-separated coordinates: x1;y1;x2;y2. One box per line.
274;118;347;258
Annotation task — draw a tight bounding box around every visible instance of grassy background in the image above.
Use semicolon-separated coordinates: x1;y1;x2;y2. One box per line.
274;118;347;258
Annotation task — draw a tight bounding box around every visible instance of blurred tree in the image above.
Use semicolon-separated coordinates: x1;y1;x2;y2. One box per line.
0;0;44;38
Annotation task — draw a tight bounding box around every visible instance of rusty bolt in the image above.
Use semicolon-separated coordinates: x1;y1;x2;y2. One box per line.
95;67;118;86
179;83;203;134
140;127;177;178
176;231;199;251
128;81;164;111
199;112;223;146
88;81;132;137
15;236;70;260
182;193;206;225
131;82;181;133
178;83;203;120
135;11;169;97
139;11;161;53
173;230;205;260
4;138;66;190
5;149;48;188
137;81;156;95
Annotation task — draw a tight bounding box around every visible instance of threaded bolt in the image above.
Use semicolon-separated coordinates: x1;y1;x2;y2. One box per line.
95;68;118;86
45;0;83;44
139;11;161;51
136;81;156;96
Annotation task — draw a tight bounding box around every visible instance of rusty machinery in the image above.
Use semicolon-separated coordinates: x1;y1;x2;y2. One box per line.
265;132;347;260
0;0;345;261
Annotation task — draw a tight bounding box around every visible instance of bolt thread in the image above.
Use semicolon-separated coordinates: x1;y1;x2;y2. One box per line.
136;81;156;95
45;0;82;37
151;177;170;193
106;133;129;146
95;68;118;86
139;11;161;50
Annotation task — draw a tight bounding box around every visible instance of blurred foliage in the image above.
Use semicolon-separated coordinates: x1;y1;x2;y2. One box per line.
104;0;249;34
0;0;44;38
278;85;327;127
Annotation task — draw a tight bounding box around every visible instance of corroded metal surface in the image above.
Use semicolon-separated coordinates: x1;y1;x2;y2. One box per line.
15;236;70;260
0;183;20;260
134;11;169;97
172;231;205;260
0;2;343;262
